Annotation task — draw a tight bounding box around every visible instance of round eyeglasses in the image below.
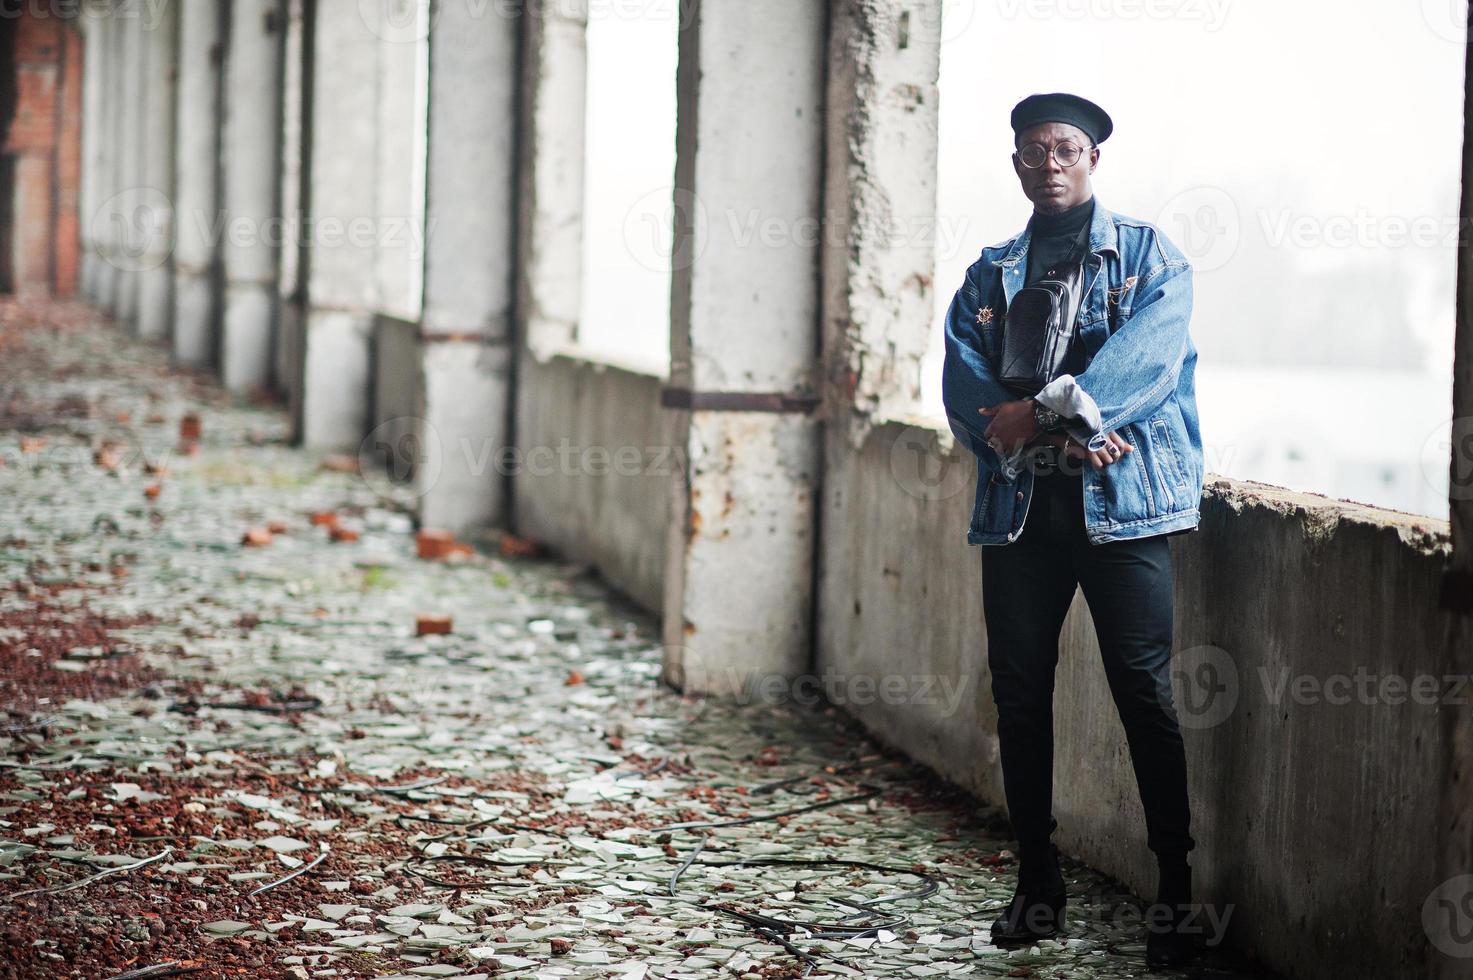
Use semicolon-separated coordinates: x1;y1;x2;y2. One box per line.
1017;140;1092;169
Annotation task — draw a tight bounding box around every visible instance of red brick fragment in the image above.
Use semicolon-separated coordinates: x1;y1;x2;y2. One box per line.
242;527;273;547
416;528;455;560
416;614;452;636
499;533;544;559
179;413;202;441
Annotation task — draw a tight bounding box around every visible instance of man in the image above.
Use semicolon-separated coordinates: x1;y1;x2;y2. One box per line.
940;93;1206;969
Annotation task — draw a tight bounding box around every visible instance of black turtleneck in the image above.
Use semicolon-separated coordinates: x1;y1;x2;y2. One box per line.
1025;196;1094;286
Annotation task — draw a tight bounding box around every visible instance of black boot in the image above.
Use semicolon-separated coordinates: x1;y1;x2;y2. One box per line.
1145;857;1195;969
990;840;1067;945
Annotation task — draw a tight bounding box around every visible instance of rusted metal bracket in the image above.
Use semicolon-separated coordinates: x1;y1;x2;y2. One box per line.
660;388;821;415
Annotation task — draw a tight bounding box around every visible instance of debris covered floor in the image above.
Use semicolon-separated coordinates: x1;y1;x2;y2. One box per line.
0;303;1249;979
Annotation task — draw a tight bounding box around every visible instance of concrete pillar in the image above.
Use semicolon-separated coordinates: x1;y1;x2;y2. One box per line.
516;0;587;360
92;7;119;313
220;0;285;391
661;0;826;695
298;0;383;448
112;2;145;327
93;8;125;314
415;0;518;531
274;0;307;399
814;0;942;685
136;0;178;342
172;0;225;368
78;12;105;302
819;1;938;430
373;0;426;322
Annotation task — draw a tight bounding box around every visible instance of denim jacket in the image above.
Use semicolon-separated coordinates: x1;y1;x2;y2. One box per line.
941;199;1204;546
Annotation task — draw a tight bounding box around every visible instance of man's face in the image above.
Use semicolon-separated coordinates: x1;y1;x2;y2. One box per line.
1012;121;1099;214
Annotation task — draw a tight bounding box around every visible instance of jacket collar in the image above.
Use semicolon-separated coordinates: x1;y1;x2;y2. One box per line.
997;196;1119;268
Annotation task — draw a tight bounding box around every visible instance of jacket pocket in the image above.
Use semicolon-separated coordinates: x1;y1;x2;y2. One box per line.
1149;415;1191;499
971;472;999;533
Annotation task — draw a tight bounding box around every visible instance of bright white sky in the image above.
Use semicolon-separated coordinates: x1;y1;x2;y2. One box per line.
576;0;1468;516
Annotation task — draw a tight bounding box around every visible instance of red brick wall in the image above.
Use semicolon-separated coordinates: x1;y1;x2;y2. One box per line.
2;13;83;298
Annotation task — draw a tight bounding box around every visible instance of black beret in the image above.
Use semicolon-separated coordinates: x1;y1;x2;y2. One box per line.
1010;93;1113;146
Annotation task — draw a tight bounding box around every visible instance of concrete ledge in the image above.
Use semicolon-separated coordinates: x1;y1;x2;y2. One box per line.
513;353;677;612
818;415;1460;980
370;313;423;481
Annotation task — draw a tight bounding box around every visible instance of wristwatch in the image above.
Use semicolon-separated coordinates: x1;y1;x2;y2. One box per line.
1031;399;1065;433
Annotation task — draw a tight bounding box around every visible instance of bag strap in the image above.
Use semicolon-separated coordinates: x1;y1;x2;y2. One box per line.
1064;219;1092;274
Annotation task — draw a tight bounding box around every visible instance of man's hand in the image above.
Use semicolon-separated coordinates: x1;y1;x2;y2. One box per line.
978;400;1039;456
981;399;1134;470
1040;430;1135;471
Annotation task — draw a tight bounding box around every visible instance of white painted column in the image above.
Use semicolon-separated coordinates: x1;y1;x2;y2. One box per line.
220;0;285;391
661;0;827;696
414;0;519;531
136;0;178;342
516;0;587;361
172;0;224;368
298;0;383;448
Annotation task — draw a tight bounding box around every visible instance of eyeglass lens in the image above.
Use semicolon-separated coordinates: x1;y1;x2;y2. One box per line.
1019;141;1084;168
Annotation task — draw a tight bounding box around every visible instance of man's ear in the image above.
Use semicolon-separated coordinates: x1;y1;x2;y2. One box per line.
1088;147;1100;174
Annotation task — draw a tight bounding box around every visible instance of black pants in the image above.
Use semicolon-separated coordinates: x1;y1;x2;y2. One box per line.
981;467;1195;858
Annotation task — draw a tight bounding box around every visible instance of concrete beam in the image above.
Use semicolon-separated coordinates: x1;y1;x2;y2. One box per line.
413;0;519;532
516;0;587;361
662;0;826;696
220;0;285;391
172;0;225;369
136;0;178;343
